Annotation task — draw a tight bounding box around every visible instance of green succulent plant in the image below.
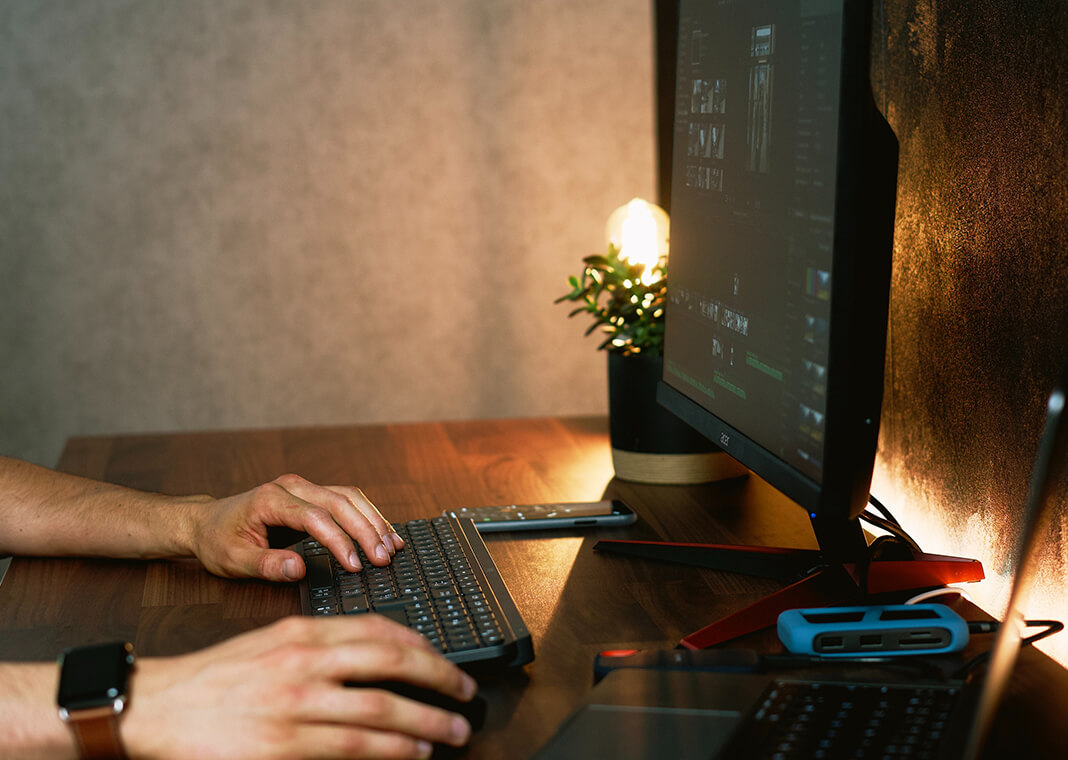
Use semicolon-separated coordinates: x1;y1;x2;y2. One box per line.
555;243;667;356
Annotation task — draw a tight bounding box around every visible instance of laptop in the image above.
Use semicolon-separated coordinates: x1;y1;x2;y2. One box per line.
534;365;1068;760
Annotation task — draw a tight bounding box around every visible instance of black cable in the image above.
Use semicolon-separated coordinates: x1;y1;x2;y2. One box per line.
1020;619;1063;646
955;619;1065;679
853;513;925;595
859;511;923;555
861;493;924;555
966;619;1064;644
866;493;901;527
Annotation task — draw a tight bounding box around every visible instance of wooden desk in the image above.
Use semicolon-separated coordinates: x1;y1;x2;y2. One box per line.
0;417;1065;757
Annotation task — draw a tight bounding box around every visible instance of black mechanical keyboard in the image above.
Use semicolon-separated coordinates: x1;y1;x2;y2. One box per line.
722;679;961;759
298;515;534;669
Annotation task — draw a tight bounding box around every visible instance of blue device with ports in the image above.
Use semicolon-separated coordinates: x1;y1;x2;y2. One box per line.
777;604;969;657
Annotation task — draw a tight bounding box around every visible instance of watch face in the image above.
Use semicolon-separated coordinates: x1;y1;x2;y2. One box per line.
57;641;134;711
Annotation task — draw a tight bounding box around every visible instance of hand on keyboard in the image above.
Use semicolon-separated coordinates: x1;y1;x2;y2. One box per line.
188;474;405;583
301;517;535;668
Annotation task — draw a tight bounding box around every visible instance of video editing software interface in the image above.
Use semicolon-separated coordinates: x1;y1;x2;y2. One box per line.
665;0;845;486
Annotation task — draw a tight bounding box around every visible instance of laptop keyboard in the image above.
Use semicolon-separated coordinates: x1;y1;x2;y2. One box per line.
725;680;960;759
299;516;534;669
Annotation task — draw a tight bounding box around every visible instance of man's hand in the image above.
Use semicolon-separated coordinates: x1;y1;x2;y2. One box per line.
123;615;477;760
189;474;406;582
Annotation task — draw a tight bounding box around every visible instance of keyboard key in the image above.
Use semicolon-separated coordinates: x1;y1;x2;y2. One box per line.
306;554;334;592
341;593;371;614
376;607;411;627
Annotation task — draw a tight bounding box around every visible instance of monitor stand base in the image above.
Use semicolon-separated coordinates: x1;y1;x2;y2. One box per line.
592;539;985;648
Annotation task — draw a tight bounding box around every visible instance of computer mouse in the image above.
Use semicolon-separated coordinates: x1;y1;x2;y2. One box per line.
354;680;488;732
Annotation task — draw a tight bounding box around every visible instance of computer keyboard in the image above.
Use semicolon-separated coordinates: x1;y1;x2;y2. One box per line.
298;515;534;669
723;679;961;759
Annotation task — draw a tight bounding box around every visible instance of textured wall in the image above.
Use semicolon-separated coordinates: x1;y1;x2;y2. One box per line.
1;0;656;466
4;0;1068;667
870;0;1068;664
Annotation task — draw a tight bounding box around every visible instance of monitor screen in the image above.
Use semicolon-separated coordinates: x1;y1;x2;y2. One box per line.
658;0;898;532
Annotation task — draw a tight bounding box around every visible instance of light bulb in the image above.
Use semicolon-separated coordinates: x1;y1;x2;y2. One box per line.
605;198;669;285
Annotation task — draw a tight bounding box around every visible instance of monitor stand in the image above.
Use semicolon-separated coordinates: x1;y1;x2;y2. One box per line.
593;518;985;648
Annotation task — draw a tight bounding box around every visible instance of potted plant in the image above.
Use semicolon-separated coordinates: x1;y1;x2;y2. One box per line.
556;199;746;484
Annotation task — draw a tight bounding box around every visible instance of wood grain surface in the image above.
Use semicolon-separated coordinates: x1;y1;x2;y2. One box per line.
1;416;1064;758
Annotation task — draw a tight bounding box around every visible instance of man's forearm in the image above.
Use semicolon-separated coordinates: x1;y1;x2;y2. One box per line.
0;456;201;560
0;457;402;582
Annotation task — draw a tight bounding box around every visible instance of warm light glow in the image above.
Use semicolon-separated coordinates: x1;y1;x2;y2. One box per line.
511;537;586;640
605;198;669;285
871;465;1068;669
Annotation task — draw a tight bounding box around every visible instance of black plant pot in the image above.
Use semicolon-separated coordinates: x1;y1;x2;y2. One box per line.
608;352;748;484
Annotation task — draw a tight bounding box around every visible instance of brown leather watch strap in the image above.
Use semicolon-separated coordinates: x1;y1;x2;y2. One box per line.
64;703;128;760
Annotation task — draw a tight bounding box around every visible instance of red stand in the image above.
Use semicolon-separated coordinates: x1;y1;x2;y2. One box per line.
593;540;985;648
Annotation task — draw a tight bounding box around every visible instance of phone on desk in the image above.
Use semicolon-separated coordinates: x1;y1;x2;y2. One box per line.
444;500;637;532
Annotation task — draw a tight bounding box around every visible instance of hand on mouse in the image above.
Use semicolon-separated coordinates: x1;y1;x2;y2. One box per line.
186;474;406;582
123;615;477;760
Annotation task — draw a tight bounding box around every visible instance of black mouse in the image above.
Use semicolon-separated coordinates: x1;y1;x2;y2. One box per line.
353;680;487;731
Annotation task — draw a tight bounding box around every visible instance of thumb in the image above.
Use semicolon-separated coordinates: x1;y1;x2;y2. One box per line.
238;546;307;582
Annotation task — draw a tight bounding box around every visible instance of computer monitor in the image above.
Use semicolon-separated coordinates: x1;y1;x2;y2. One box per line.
592;0;983;648
657;0;898;560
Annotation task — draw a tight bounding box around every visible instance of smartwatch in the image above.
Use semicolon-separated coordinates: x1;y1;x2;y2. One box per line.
57;641;135;760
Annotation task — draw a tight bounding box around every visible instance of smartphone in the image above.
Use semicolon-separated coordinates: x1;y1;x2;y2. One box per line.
445;500;637;532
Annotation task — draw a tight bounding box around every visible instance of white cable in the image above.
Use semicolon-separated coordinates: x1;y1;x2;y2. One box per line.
904;586;974;605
